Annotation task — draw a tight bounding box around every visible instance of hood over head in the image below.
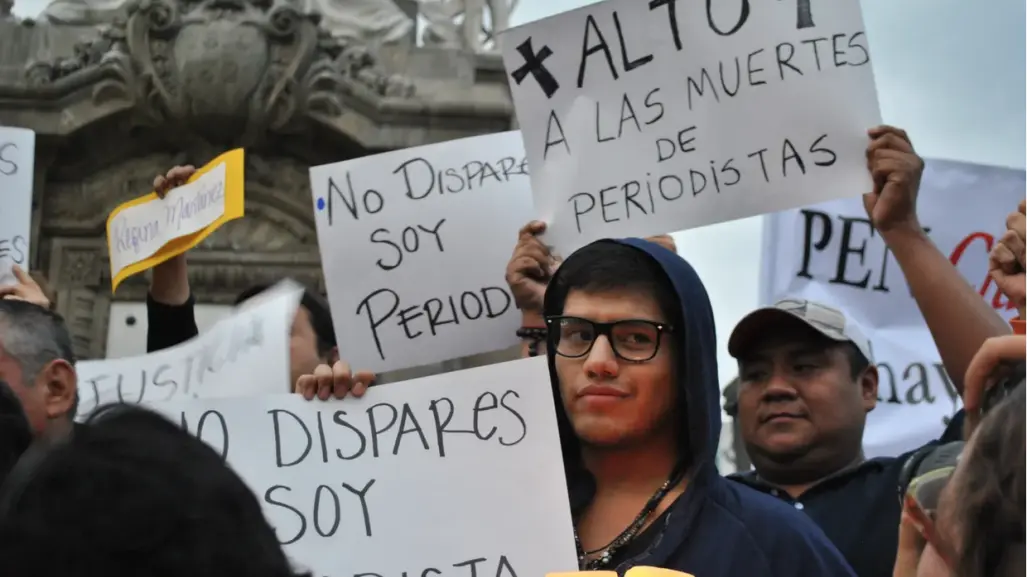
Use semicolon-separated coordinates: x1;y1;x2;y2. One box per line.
542;238;721;511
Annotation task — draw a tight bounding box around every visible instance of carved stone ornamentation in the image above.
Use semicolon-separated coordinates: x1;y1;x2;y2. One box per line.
24;0;415;140
2;0;516;359
420;0;517;52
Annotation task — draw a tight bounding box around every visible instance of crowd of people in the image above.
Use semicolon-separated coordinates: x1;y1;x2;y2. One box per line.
0;125;1023;577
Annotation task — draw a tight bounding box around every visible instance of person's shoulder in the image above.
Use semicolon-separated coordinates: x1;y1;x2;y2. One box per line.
705;480;857;576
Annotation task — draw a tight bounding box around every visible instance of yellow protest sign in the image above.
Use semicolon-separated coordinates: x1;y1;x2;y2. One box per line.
106;148;245;293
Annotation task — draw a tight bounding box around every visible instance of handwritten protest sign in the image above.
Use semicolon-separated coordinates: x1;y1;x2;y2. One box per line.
500;0;882;255
0;127;35;287
156;356;578;577
106;149;245;292
310;131;533;373
75;280;302;418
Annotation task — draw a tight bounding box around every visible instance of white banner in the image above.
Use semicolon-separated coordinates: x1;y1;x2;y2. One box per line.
0;127;35;286
500;0;881;256
76;281;303;417
155;357;578;577
759;159;1025;457
310;131;533;373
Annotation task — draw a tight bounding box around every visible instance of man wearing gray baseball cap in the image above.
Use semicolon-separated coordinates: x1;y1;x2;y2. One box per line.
725;297;963;577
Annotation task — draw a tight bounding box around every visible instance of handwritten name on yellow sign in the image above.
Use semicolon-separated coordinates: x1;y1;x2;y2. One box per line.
105;149;245;293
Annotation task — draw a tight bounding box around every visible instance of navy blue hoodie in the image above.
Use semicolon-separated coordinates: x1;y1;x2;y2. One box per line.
543;238;856;577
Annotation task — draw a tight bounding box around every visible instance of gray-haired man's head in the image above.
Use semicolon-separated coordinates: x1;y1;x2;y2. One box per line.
0;300;78;436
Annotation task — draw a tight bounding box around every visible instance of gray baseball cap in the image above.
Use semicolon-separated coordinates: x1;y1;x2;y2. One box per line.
728;298;874;362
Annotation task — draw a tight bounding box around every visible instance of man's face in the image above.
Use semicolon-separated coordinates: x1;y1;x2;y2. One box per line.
736;322;876;466
554;288;676;448
0;344;75;436
288;306;333;391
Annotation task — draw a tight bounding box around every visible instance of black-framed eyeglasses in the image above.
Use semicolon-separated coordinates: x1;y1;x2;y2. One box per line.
545;316;673;362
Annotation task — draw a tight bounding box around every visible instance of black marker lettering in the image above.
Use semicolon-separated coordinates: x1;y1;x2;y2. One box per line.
326;172;384;224
429;397;475;458
333;410;368;459
342;479;376;537
649;0;681;51
394;157;436;200
847;32;870;66
568;192;597;233
370;228;403;271
269;409;312;467
499;390;527;446
576;14;618;88
706;0;749;36
264;485;306;545
0;142;18;176
367;402;399;458
775;42;801;79
643;88;665;124
356;288;400;361
313;485;341;537
393;404;430;454
612;11;653;72
781;138;806;177
543;111;571;160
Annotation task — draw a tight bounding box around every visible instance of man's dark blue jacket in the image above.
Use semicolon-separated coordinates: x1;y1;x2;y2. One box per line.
543;238;857;577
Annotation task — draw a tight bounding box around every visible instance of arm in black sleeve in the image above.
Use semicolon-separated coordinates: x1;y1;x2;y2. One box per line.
146;292;199;353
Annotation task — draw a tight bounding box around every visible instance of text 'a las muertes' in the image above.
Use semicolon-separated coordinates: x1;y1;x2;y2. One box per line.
155;357;578;577
310;132;534;373
108;162;228;275
74;282;301;417
0;128;36;286
501;0;882;254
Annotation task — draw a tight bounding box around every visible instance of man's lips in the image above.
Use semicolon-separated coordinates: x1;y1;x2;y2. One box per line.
578;385;629;398
761;412;806;423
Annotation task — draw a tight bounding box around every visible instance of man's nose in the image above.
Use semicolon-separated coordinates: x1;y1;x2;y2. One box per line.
761;371;799;401
583;336;619;379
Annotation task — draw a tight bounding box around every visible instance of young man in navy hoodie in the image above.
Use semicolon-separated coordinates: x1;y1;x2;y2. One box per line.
539;237;854;576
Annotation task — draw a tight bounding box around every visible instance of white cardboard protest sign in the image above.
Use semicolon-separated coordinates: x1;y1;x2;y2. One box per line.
155;356;578;577
0;127;35;286
759;159;1025;457
107;162;228;279
501;0;882;256
75;281;303;418
310;131;534;373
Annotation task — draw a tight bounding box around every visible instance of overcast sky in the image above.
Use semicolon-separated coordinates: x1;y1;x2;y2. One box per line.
13;0;1026;384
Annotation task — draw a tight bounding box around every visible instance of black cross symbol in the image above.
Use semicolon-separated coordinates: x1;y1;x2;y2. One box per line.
510;37;560;99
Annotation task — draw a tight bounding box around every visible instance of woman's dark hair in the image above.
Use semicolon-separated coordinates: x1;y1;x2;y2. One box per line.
953;383;1025;577
0;403;309;577
0;380;32;484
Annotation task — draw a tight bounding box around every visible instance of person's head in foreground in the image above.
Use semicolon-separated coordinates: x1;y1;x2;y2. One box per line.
236;283;338;389
0;403;309;577
542;238;854;576
896;383;1024;577
728;299;877;487
0;380;32;485
0;300;78;437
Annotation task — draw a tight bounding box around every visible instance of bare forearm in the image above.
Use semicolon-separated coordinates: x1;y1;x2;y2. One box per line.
885;227;1011;394
149;254;191;305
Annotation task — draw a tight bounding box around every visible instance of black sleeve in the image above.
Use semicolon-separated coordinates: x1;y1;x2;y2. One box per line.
146;292;199;353
939;409;966;444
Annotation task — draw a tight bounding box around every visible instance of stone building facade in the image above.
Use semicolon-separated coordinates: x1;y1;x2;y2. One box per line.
0;0;516;370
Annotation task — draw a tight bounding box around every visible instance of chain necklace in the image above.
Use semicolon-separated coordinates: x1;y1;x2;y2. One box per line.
573;467;682;570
